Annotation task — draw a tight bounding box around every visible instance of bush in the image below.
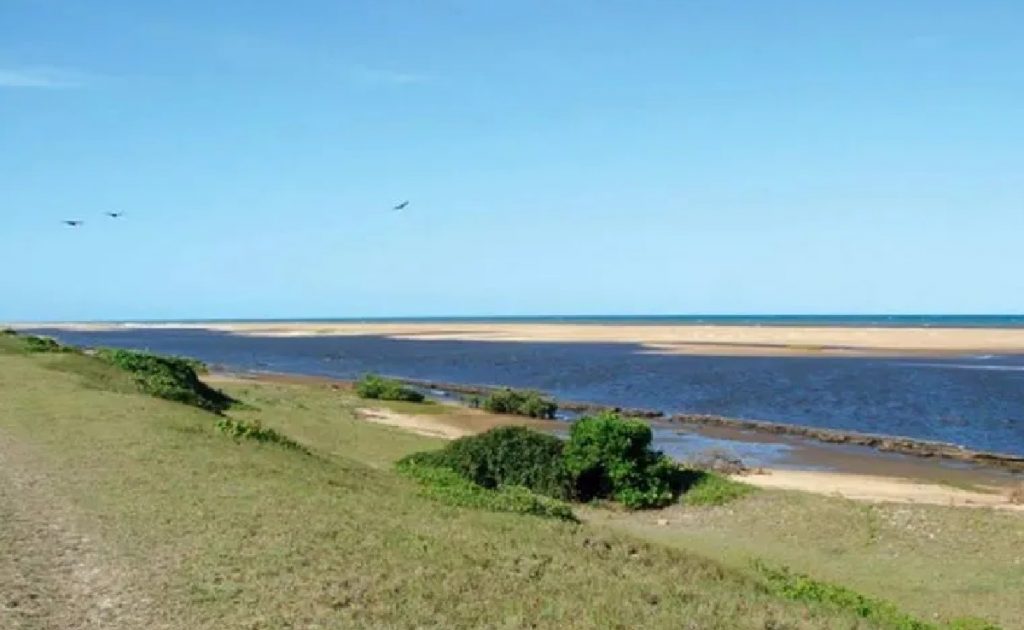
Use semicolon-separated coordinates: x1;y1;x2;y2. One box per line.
355;374;425;403
22;335;75;354
216;417;303;450
563;412;676;509
396;459;576;521
480;388;557;419
680;471;754;506
401;426;572;500
96;348;233;413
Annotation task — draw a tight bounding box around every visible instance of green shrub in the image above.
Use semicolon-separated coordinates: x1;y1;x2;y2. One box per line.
1;328;17;336
216;417;304;450
563;412;676;509
480;388;557;419
355;374;425;403
22;335;75;354
680;471;754;506
396;460;576;521
96;348;233;413
400;426;572;500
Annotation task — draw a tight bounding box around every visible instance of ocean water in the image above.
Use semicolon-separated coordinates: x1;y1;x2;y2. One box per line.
29;326;1024;457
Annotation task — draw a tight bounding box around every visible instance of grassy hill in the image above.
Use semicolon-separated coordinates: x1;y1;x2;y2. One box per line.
0;339;1014;628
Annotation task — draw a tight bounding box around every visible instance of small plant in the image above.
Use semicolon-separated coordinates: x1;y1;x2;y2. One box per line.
1;328;17;335
563;412;676;509
96;348;234;413
400;426;572;500
480;388;557;419
355;374;425;403
680;471;754;506
396;459;575;521
215;417;303;450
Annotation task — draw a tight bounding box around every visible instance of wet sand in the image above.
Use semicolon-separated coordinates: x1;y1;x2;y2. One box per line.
33;321;1024;356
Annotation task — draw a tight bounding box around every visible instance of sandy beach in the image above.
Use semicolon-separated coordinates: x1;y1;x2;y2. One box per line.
30;321;1024;356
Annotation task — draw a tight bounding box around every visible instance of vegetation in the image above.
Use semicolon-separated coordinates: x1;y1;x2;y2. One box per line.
680;470;755;506
564;412;678;508
400;426;572;499
0;331;78;354
94;348;233;413
1;350;890;628
355;373;425;402
396;459;576;521
215;416;304;450
478;387;558;419
400;413;688;510
752;561;1000;630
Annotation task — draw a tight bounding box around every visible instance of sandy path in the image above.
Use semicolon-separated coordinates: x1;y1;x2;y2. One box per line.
0;430;155;629
739;469;1024;511
355;408;474;439
30;321;1024;356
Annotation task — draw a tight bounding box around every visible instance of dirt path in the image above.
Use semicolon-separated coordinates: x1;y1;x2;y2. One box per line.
740;469;1024;511
0;430;154;630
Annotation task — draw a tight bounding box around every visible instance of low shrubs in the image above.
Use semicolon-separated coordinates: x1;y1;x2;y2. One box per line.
96;348;233;413
753;561;944;630
400;426;572;500
216;417;304;450
480;388;557;419
22;334;75;354
564;412;678;508
679;471;754;506
400;412;684;510
396;459;576;521
355;374;425;403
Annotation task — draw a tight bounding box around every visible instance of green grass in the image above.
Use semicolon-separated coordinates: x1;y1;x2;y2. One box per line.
0;351;889;628
680;471;756;506
586;487;1022;628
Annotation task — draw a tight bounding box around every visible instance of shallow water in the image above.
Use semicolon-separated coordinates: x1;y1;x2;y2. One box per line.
29;327;1024;457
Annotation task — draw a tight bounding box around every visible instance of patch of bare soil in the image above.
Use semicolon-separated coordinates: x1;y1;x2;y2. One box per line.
0;431;155;630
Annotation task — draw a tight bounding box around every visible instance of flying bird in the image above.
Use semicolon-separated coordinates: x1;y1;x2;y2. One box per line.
392;200;409;211
105;212;123;218
62;220;83;227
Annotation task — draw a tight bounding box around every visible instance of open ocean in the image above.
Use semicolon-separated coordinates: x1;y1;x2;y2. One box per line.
28;318;1024;458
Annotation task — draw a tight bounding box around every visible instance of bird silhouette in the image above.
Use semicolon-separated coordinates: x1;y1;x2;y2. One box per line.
63;220;83;227
392;200;409;211
105;212;123;218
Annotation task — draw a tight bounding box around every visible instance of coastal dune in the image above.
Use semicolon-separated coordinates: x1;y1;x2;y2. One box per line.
36;321;1024;356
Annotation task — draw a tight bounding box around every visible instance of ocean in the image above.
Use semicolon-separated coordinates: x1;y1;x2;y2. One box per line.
27;322;1024;458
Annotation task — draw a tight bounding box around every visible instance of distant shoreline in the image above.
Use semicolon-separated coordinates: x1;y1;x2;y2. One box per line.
11;313;1024;328
22;320;1024;357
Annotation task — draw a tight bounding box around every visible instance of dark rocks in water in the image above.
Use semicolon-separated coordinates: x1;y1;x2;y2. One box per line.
669;413;1024;473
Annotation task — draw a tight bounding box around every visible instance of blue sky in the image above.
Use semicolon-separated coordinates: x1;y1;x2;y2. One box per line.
2;1;1022;320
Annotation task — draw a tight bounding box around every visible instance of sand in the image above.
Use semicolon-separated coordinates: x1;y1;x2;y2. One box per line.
739;469;1023;511
32;321;1024;356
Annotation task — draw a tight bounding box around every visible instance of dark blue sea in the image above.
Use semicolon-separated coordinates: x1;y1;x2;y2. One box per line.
28;323;1024;458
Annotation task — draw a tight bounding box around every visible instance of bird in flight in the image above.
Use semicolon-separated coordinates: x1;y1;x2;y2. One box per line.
392;200;409;211
105;212;123;218
62;220;83;227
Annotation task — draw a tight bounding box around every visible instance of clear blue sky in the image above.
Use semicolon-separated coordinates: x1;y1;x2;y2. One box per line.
3;1;1022;320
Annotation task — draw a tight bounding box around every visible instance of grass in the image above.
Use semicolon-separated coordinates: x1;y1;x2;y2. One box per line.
586;487;1022;628
0;350;891;628
680;471;756;506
